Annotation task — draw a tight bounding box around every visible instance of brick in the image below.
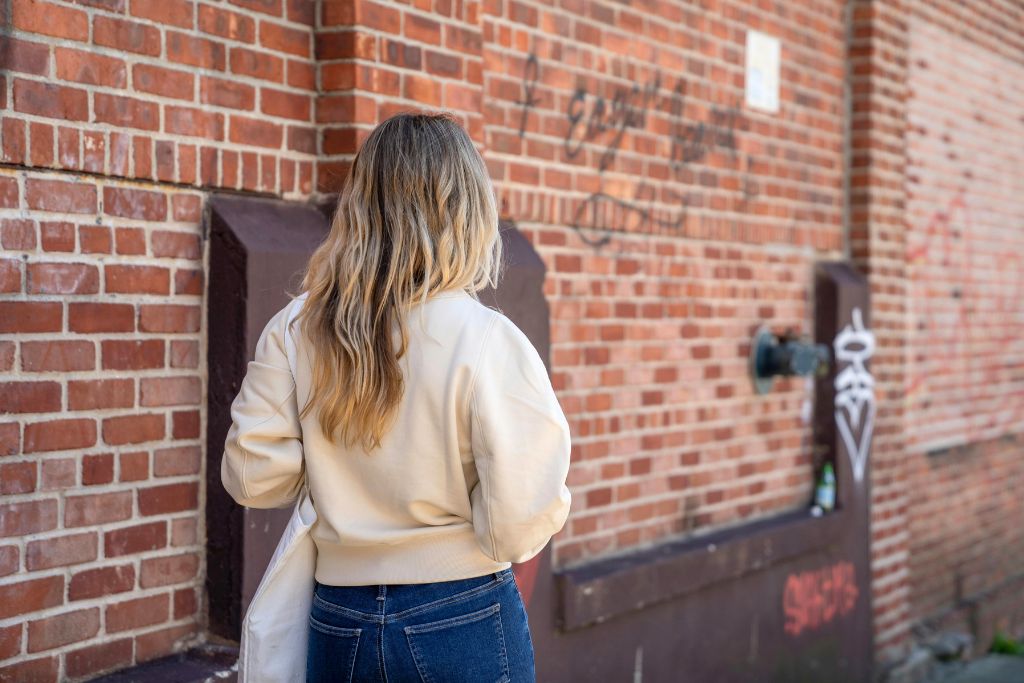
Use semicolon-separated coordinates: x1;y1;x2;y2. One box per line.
82;453;115;485
260;88;311;121
65;638;133;679
198;4;255;41
119;451;150;482
115;227;146;254
1;36;50;75
166;30;226;70
94;92;159;131
259;21;310;56
154;446;201;477
133;64;195;101
355;1;399;32
0;546;18;577
0;462;36;494
140;552;199;588
231;0;281;17
21;341;95;372
2;118;27;164
68;378;135;411
173;588;197;620
228;115;283;148
405;13;441;45
0;623;20;660
94;16;161;56
24;178;97;214
425;50;461;78
29;121;54;166
170;518;197;547
11;0;88;41
26;532;97;570
23;419;96;453
383;39;420;69
230;47;284;82
0;259;20;293
55;47;127;87
102;340;165;371
105;521;167;558
0;381;60;413
27;608;100;653
150;231;201;259
0;422;18;457
0;655;58;682
65;492;133;527
172;410;200;439
0;499;58;540
403;74;441;106
106;594;169;633
171;194;202;222
110;131;132;176
130;0;194;28
69;564;135;601
102;413;165;445
155;140;175;182
0;342;13;371
0;296;58;331
26;262;99;294
103;186;168;221
105;264;170;294
69;303;135;333
141;377;201;406
0;575;63;619
39;458;76;490
138;309;197;337
2;218;36;249
138;482;199;516
166;105;225;140
79;225;113;254
82;130;106;174
175;268;203;296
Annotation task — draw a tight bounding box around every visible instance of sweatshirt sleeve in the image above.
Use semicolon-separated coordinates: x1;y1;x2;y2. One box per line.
221;303;305;510
468;313;573;564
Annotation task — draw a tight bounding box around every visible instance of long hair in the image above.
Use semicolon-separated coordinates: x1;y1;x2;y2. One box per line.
289;112;504;452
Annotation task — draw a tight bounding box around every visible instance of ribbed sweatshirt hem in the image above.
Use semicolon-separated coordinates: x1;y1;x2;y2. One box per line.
312;529;512;586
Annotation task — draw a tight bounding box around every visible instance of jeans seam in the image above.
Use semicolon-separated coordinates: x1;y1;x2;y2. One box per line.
387;574;505;622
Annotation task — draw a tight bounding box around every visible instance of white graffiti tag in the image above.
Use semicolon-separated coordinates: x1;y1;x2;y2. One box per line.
833;307;876;483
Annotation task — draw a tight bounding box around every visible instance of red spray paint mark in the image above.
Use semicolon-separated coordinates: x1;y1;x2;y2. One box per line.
782;560;859;637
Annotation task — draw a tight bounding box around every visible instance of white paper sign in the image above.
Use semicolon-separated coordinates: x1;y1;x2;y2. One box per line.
746;30;780;113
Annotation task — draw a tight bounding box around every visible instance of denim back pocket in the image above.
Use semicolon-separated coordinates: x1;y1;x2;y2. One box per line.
306;615;361;683
403;602;510;683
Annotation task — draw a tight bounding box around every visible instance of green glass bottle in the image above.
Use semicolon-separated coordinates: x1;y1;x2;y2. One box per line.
814;462;836;512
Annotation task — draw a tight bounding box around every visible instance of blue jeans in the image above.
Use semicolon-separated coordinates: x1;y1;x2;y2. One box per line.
306;567;535;682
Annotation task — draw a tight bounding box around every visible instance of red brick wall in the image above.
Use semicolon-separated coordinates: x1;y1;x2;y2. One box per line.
0;170;207;679
1;0;318;678
1;0;1021;679
904;4;1024;655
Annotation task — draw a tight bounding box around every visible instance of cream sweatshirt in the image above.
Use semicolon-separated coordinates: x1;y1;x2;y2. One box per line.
220;289;573;585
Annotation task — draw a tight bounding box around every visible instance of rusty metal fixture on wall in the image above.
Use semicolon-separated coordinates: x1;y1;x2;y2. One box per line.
749;324;832;394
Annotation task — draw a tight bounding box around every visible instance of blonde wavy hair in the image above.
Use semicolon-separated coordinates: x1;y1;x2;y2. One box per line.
289;112;504;452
